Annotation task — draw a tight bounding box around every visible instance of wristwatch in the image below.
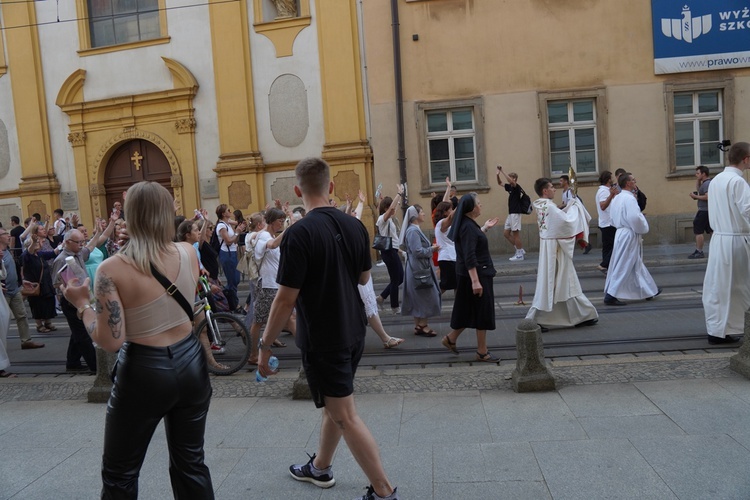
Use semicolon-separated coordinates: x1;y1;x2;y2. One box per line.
258;339;272;352
76;303;94;320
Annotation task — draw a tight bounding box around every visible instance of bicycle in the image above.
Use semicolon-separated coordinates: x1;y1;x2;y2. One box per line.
193;276;251;375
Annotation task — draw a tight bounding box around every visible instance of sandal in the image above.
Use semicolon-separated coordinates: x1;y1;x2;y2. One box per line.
0;370;17;378
36;326;51;333
209;362;230;371
476;351;499;363
414;325;437;337
441;335;459;354
44;324;57;331
272;339;287;348
383;337;404;349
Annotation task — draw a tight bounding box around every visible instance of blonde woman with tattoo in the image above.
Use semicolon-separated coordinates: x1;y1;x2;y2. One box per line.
62;181;214;498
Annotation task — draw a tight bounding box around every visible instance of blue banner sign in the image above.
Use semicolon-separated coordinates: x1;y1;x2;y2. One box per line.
652;1;750;74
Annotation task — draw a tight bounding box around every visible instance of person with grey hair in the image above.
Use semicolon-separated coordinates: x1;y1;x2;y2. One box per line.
51;229;95;371
399;204;441;337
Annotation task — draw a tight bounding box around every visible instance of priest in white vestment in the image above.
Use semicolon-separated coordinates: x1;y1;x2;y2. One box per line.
603;173;659;305
525;178;598;328
702;142;750;344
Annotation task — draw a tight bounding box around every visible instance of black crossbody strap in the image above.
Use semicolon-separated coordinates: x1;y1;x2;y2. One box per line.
149;262;194;322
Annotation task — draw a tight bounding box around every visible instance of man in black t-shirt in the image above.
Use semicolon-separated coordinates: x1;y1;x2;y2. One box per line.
258;158;399;500
496;165;526;261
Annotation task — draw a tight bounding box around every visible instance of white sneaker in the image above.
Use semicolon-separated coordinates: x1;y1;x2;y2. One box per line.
521;249;526;255
391;307;401;315
376;261;385;267
509;254;524;262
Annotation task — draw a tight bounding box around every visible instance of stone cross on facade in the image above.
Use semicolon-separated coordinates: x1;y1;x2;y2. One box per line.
130;151;142;171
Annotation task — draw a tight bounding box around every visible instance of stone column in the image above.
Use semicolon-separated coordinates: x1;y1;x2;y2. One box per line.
511;319;556;392
87;348;117;403
729;310;750;379
292;366;312;400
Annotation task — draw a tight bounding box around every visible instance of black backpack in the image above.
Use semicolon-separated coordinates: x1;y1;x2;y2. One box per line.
210;222;225;255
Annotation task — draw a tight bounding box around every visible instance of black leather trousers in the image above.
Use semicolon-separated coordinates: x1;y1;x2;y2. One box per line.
101;334;214;499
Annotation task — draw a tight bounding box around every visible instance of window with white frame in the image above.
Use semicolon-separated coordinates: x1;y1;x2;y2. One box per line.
673;91;723;168
88;0;161;48
547;100;598;175
426;109;477;184
539;89;608;179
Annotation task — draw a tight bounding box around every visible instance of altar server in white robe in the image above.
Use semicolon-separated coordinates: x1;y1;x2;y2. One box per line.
0;259;12;376
702;141;750;344
525;178;598;328
603;173;660;305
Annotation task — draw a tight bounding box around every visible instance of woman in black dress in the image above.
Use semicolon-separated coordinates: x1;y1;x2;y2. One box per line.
21;233;60;332
441;193;500;362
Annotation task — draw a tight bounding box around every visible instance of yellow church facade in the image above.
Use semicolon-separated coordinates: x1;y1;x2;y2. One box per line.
0;0;374;230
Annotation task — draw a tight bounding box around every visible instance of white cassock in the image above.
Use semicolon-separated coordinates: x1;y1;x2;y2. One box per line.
526;198;598;326
0;263;11;371
604;190;658;300
702;166;750;338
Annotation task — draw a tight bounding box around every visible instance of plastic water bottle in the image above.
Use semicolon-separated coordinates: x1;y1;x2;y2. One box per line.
256;356;279;382
62;256;88;286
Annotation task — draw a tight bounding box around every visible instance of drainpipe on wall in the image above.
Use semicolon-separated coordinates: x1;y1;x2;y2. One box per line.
391;0;408;211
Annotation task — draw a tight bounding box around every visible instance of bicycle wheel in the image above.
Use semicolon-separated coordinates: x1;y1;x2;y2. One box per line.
195;312;251;376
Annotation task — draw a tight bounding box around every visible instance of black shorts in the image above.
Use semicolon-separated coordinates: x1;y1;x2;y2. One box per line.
693;211;712;235
438;260;457;291
301;339;365;408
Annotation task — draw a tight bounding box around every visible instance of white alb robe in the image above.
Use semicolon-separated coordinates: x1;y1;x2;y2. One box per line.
702;166;750;337
0;263;11;371
604;190;658;300
526;198;598;326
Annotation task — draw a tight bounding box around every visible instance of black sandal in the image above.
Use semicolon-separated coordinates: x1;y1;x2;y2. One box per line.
476;351;499;363
414;325;437;337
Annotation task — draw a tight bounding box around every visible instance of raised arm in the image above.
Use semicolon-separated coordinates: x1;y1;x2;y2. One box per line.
354;189;365;220
382;184;404;222
443;177;452;202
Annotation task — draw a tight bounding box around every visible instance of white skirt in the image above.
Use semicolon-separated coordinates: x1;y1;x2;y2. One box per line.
358;276;379;318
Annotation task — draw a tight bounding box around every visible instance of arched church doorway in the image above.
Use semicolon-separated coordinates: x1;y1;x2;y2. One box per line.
103;139;173;214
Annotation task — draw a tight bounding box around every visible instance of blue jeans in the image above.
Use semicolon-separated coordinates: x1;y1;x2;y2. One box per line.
219;250;239;291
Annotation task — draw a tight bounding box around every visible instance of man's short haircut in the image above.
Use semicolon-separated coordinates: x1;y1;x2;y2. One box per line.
618;172;632;189
614;168;626;178
54;209;63;217
508;172;519;180
728;142;750;165
292;206;306;215
295;157;330;196
77;223;85;229
32;213;41;221
599;170;612;185
696;165;710;177
559;174;569;183
534;177;553;196
10;216;19;225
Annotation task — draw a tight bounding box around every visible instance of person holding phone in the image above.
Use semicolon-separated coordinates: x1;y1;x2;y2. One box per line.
51;229;97;373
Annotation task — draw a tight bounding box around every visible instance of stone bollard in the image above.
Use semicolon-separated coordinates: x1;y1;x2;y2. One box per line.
729;310;750;379
87;347;118;403
292;366;312;400
511;319;556;392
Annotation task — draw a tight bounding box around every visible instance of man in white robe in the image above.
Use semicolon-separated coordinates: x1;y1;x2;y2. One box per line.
702;142;750;344
604;173;659;305
526;178;598;328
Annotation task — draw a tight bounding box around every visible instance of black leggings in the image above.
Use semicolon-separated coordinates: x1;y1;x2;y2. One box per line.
379;248;404;308
102;334;214;499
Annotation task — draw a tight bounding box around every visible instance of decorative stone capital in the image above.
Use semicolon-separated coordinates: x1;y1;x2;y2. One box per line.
89;184;106;196
67;132;86;146
175;118;196;134
171;174;183;188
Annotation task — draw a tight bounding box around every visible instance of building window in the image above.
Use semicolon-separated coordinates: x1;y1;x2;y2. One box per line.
426;109;477;184
88;0;160;48
539;89;608;180
547;100;597;175
673;91;722;168
665;80;733;175
416;97;487;192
